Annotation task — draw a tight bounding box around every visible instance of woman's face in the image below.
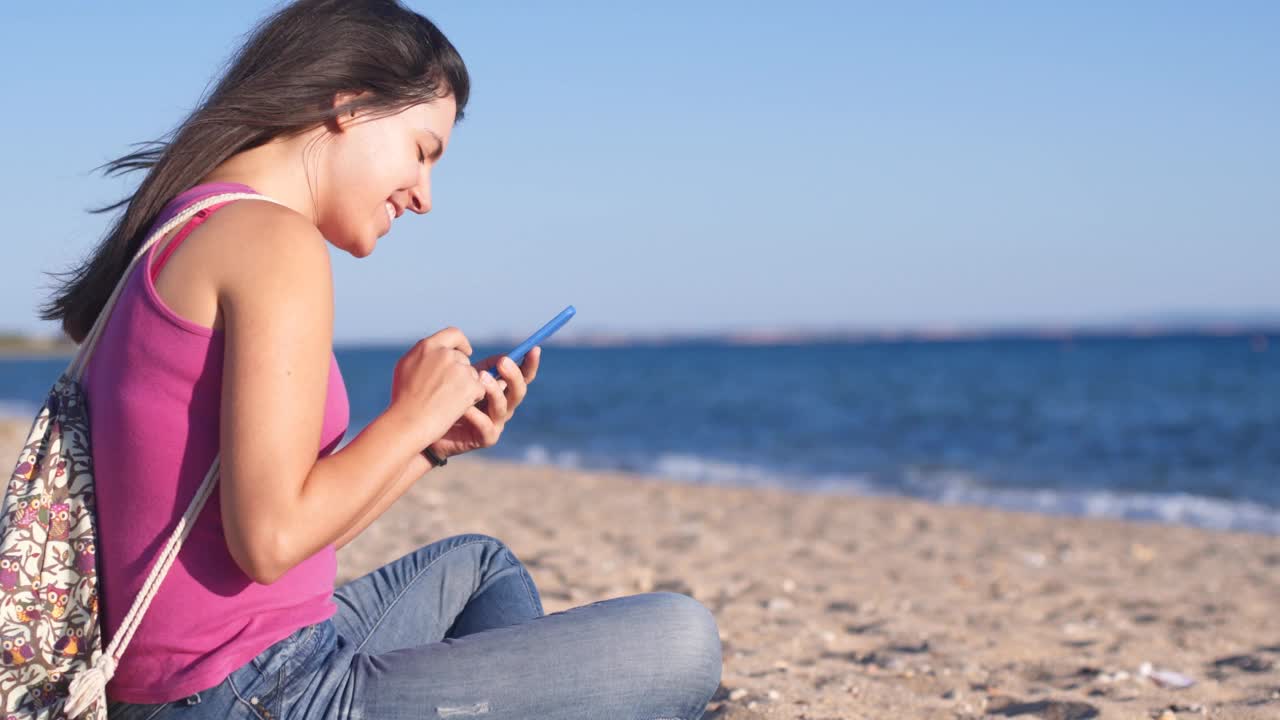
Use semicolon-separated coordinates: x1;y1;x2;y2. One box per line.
317;93;457;257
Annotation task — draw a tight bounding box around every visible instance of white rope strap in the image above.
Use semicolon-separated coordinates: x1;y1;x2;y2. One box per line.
63;192;284;718
65;460;219;717
67;192;282;382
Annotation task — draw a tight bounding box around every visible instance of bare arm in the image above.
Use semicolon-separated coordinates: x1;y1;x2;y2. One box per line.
332;449;432;552
215;203;460;583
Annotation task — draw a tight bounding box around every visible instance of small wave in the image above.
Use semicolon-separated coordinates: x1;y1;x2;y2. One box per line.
907;468;1280;534
515;445;871;492
0;399;37;421
507;444;1280;534
651;453;802;489
520;445;583;469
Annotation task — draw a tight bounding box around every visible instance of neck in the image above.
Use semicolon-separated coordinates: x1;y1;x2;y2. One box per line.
196;128;327;225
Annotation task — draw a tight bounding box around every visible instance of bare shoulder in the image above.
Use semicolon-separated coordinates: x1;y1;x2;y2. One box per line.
150;197;331;333
203;198;333;315
206;198;330;279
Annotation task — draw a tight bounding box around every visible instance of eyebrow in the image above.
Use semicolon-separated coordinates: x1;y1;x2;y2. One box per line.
425;130;445;161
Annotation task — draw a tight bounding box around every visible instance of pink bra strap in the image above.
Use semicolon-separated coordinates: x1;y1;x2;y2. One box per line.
149;201;236;284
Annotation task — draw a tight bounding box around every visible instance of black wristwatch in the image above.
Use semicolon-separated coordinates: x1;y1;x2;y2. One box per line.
421;445;447;468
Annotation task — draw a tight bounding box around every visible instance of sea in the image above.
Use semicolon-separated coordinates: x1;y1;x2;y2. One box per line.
1;334;1276;534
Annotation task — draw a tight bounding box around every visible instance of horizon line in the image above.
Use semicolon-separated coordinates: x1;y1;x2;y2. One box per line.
2;320;1278;353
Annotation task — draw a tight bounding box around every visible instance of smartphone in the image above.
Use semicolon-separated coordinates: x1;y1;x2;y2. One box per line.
485;305;576;379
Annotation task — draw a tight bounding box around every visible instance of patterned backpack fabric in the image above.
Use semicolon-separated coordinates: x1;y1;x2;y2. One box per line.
0;193;282;719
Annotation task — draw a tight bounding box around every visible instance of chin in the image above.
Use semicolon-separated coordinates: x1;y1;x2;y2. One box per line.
349;241;376;258
339;229;378;258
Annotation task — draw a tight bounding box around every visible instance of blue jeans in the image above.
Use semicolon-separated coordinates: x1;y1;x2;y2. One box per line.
107;533;722;720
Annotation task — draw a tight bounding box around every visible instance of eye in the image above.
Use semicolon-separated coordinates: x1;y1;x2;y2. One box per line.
418;145;426;164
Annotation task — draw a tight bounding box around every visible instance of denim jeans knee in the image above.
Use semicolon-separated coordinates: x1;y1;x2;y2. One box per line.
648;592;724;704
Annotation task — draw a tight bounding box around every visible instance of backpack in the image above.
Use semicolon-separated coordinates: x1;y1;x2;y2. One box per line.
0;192;282;718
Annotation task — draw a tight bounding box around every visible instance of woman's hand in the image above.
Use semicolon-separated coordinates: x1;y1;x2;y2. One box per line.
428;346;541;460
389;327;487;450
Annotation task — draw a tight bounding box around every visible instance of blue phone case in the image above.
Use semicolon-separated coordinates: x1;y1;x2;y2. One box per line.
486;305;576;377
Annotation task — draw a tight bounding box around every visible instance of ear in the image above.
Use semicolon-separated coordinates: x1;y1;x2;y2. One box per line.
332;90;370;132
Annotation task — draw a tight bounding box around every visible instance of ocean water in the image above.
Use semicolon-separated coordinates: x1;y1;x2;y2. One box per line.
2;335;1277;533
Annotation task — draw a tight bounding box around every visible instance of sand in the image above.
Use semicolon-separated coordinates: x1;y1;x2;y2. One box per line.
3;417;1278;718
337;457;1280;720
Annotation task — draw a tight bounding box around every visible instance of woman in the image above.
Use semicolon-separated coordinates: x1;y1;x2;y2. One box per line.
41;1;722;717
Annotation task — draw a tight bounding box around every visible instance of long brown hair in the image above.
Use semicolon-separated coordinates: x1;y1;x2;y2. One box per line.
42;0;469;343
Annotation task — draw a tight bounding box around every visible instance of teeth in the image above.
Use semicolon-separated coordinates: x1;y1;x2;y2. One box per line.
386;202;395;224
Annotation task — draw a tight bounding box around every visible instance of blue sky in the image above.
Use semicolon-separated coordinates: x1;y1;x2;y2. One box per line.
2;2;1277;343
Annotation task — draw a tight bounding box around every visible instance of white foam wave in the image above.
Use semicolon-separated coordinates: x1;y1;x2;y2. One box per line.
0;399;37;421
509;444;1280;535
916;470;1280;534
520;445;583;469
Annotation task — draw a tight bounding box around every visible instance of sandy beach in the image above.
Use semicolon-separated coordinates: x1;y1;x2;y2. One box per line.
4;418;1278;718
337;457;1280;720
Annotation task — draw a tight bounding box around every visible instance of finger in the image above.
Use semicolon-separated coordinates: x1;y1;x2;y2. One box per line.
522;346;541;384
472;353;507;380
430;326;473;357
469;370;487;406
460;406;499;445
496;356;528;410
452;348;473;366
480;371;508;420
473;371;502;412
472;353;503;373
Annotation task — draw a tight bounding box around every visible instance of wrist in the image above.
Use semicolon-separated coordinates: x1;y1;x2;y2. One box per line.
385;400;449;456
421;443;448;468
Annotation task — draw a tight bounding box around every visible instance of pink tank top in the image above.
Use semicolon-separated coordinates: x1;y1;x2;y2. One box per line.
83;182;349;702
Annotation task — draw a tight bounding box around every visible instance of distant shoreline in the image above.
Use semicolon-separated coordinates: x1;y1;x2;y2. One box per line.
0;335;77;358
0;325;1275;357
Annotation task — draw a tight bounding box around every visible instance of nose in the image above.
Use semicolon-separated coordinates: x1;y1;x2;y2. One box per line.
408;172;432;215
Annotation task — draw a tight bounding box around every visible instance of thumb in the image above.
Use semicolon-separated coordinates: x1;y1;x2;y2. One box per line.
472;353;507;378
